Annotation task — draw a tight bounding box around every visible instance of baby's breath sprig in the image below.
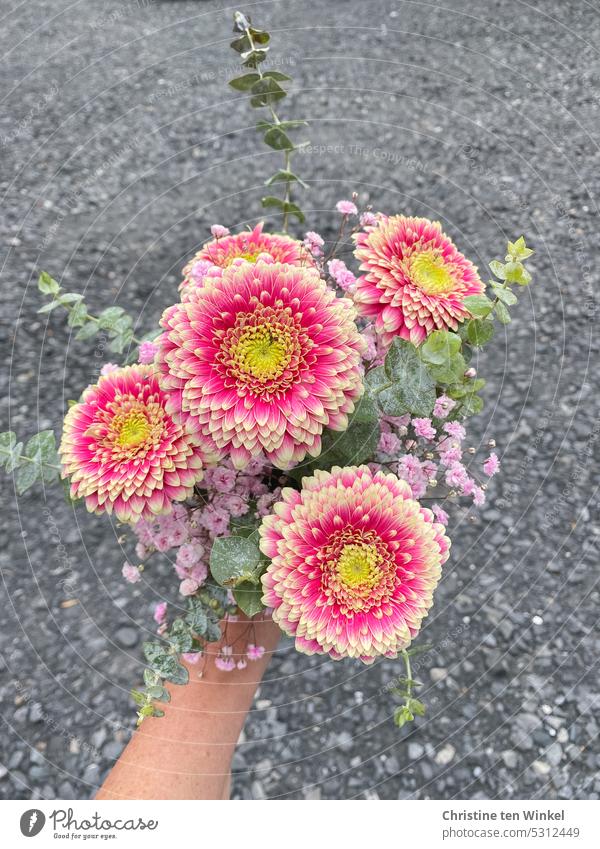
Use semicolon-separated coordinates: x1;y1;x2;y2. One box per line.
228;11;309;232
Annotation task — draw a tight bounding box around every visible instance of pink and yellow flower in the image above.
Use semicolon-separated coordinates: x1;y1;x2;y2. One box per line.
181;221;311;292
59;365;205;523
353;215;484;345
260;465;450;662
158;261;365;469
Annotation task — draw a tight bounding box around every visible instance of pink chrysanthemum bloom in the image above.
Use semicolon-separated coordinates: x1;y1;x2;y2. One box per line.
260;465;450;662
180;221;311;293
158;261;365;469
59;365;205;523
353;215;484;345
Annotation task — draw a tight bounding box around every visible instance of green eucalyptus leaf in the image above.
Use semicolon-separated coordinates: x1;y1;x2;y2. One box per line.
15;461;40;495
494;301;511;324
488;259;506;280
230;34;252;53
428;352;467;386
263;70;291;81
263;127;294;150
97;306;127;330
67;301;88;328
281;201;304;223
491;283;518;305
38;271;61;295
506;236;534;261
37;300;62;314
463;294;494;318
250;77;286;107
233;581;265;617
249;28;270;45
229;72;261;91
265;169;308;188
261;195;285;210
420;330;462;365
210;535;262;587
466;318;495;347
58;292;84;304
504;261;531;286
242;49;269;69
461;394;484;416
75;321;99;341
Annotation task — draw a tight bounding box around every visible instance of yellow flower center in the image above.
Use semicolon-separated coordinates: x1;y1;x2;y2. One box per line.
224;249;262;266
410;250;455;295
233;326;290;380
337;543;381;589
116;411;151;448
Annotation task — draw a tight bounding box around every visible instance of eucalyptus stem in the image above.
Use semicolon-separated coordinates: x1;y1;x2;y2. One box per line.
240;19;293;233
229;11;307;232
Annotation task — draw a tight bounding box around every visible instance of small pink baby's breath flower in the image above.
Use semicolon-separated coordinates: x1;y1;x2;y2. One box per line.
211;466;236;493
433;394;456;419
443;421;466;441
100;363;119;376
176;542;204;569
432;504;449;526
179;577;199;597
473;486;486;507
138;341;159;364
336;200;358;216
182;652;201;664
153;601;168;625
483;452;500;476
210;224;230;238
244;457;266;477
378;431;401;456
413;417;436;440
303;231;324;256
135;542;149;560
188;259;213;285
464;367;477;379
360;211;378;227
190;562;208;585
200;505;230;537
246;644;265;661
362;328;378;361
445;462;469;489
219;494;249;518
327;259;356;292
122;562;141;584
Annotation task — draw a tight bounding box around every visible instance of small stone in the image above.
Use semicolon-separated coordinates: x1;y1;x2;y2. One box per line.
532;760;551;776
435;744;455;766
102;740;124;760
408;742;424;759
337;731;353;753
502;749;519;769
115;627;138;648
29;702;44;723
546;742;562;766
430;667;448;683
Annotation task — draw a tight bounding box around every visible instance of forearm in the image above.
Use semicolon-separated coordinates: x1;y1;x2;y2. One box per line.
96;615;280;800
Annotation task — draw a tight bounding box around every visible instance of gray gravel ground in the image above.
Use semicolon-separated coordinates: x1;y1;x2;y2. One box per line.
1;0;599;800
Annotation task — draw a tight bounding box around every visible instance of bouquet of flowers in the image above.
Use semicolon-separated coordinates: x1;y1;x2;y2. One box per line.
1;12;534;729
